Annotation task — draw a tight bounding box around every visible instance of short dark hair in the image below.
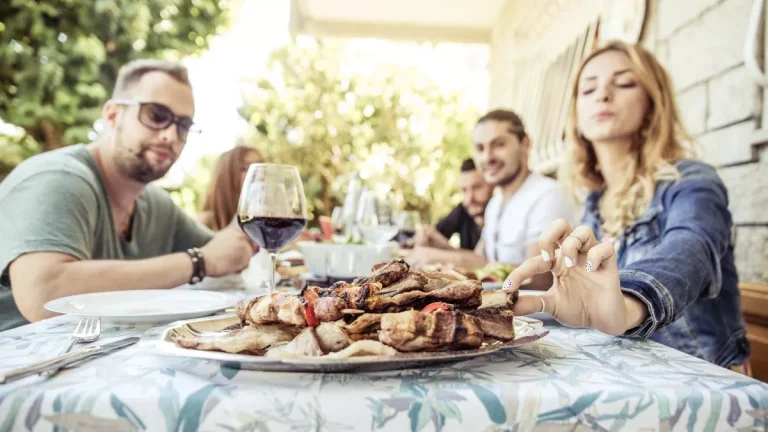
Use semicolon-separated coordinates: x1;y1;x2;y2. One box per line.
113;59;190;97
476;109;526;140
460;158;476;172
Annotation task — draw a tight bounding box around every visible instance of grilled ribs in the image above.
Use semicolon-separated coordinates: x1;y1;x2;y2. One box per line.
379;310;484;352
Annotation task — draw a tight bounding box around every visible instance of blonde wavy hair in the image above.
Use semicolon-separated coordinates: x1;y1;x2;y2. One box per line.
561;41;692;238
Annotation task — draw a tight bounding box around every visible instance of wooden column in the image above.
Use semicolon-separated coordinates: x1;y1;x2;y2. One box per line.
741;282;768;382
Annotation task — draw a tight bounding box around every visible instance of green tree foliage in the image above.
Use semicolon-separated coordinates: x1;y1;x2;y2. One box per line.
239;38;479;223
0;0;230;159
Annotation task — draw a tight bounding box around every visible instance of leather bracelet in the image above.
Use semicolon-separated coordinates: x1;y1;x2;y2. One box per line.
185;247;206;284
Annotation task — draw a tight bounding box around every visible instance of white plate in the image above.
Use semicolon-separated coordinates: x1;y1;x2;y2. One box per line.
482;281;503;290
44;290;233;324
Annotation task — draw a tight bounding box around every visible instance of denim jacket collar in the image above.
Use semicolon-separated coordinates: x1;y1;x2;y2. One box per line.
583;180;673;237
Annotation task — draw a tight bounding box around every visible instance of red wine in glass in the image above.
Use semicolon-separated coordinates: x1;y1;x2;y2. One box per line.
396;229;417;248
238;164;308;293
239;217;307;251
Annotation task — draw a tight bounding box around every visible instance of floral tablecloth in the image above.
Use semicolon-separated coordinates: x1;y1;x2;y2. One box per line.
1;313;767;432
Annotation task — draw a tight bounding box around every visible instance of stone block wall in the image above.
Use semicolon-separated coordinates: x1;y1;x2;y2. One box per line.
644;0;767;283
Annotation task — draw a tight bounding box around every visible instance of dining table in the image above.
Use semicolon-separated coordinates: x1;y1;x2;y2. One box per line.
1;288;768;432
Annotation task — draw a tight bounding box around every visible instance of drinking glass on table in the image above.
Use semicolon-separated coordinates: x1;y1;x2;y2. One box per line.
330;206;350;243
238;164;308;294
396;211;421;248
356;189;398;246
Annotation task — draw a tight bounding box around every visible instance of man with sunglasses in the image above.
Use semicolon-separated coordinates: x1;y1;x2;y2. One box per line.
0;59;257;330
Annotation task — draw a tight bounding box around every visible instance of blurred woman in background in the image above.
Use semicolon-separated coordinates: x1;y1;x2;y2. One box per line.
198;146;263;231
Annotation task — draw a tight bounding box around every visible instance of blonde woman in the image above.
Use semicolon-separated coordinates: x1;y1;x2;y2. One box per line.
503;41;750;371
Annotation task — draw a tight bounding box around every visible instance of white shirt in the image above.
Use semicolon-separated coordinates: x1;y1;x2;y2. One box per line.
483;173;574;264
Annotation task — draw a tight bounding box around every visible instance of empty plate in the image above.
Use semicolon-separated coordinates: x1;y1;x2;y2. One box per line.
44;290;232;324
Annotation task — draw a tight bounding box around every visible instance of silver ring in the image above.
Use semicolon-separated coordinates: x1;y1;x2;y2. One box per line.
567;234;584;245
539;296;546;313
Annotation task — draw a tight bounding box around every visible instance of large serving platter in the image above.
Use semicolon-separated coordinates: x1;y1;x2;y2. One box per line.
155;314;548;373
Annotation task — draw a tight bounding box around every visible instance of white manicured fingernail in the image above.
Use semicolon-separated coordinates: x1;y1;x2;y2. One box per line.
565;256;574;268
585;261;594;272
541;250;551;262
502;278;513;291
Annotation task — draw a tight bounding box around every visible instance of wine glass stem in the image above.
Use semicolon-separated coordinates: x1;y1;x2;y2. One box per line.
269;252;278;294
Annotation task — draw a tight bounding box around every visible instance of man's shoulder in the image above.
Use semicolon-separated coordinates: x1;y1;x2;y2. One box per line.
526;173;562;194
486;193;502;208
0;145;100;196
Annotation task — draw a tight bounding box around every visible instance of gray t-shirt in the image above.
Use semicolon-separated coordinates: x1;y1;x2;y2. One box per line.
0;144;213;330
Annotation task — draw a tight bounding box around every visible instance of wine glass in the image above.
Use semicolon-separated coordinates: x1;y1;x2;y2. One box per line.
356;189;398;246
238;164;308;294
330;206;350;243
396;211;422;248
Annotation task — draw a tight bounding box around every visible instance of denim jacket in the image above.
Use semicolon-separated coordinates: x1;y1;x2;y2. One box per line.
582;160;750;368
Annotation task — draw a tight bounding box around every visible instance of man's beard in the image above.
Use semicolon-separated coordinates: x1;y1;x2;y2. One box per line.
467;204;486;219
114;135;175;183
494;159;523;187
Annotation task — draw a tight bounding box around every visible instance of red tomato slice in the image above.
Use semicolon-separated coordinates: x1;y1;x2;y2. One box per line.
304;303;320;326
422;302;452;313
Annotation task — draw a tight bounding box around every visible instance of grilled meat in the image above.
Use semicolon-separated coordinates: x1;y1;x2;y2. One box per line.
379;310;484;352
354;258;409;286
345;313;382;333
313;297;347;322
323;340;399;358
465;308;516;341
377;271;429;295
315;321;352;353
172;324;300;354
236;292;307;327
237;278;484;330
344;313;382;342
369;279;483;312
265;320;353;357
266;327;324;358
480;289;519;309
419;270;465;281
423;276;454;292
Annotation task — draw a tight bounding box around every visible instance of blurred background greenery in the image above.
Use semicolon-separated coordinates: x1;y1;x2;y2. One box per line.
1;0;480;226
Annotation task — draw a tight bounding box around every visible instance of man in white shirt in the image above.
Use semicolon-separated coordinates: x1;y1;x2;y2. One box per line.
406;109;573;290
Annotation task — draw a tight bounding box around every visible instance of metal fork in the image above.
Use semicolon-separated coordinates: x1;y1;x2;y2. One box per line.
60;317;101;354
41;317;101;377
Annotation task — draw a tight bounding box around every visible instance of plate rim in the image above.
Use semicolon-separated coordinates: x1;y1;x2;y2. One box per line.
43;289;232;318
154;313;549;371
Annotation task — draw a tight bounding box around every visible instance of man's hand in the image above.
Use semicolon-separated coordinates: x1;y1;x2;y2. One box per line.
201;226;258;277
414;226;452;249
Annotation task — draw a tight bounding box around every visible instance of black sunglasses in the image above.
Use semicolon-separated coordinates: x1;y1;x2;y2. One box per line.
112;99;201;140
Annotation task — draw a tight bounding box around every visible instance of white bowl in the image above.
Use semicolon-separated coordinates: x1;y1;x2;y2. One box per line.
297;241;397;278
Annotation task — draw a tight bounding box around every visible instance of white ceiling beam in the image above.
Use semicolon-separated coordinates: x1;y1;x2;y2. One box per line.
297;18;491;44
289;0;492;44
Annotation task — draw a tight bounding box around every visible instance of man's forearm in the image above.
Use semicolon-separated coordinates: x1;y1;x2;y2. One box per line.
16;253;194;321
54;254;193;294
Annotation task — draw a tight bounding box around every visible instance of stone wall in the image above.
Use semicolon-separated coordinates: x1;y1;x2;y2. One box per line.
644;0;767;283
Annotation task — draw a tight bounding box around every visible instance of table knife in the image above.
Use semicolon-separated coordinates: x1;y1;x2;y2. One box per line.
0;336;140;384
